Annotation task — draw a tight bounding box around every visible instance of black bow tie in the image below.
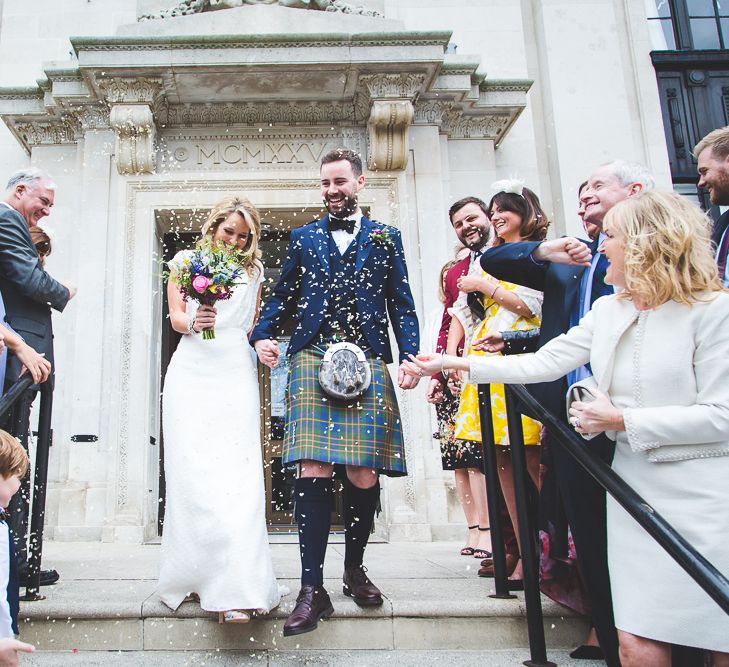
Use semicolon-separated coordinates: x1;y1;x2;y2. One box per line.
328;217;356;234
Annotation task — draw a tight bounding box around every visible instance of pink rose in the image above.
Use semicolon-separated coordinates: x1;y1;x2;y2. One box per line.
191;275;211;293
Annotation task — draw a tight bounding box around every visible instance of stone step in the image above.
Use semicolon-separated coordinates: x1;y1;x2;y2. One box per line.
23;649;605;666
17;541;589;657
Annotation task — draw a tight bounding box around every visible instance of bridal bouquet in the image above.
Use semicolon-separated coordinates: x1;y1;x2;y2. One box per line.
169;241;246;340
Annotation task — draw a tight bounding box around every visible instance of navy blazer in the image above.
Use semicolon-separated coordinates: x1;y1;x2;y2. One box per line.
481;240;590;415
0;205;70;385
250;215;419;364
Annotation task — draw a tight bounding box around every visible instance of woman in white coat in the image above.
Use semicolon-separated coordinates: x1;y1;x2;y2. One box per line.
403;191;729;667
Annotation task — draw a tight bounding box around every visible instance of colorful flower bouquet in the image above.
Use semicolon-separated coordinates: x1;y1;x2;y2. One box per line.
168;241;246;340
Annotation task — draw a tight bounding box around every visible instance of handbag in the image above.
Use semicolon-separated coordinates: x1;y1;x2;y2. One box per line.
318;341;371;401
566;376;601;441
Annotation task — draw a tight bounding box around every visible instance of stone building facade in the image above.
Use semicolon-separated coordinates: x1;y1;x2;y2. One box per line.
0;0;671;544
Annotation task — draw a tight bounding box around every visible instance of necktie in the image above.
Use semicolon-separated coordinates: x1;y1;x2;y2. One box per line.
591;252;612;304
717;228;729;278
328;217;355;234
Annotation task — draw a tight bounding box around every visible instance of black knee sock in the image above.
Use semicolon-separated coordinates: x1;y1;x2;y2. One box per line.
343;479;380;568
294;477;332;587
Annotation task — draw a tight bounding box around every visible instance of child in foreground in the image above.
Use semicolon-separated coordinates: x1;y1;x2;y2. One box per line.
0;431;34;664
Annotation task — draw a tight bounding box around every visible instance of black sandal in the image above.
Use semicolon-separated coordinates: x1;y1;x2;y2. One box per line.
473;527;492;559
460;525;479;555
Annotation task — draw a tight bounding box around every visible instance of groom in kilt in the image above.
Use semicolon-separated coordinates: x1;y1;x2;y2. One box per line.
251;148;420;636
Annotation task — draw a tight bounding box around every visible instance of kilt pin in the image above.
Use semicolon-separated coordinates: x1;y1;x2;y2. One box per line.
250;213;419;636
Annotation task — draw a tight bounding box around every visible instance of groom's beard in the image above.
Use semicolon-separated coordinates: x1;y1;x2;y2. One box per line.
324;192;358;219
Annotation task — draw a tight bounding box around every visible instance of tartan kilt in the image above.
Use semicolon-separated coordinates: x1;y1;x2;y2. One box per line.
283;347;407;477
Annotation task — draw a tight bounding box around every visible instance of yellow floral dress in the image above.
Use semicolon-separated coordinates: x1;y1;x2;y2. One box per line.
451;272;543;446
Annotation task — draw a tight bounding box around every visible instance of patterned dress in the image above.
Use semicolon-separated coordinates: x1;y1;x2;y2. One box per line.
452;272;543;446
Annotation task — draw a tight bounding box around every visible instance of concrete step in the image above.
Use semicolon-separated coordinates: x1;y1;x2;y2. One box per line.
17;542;589;658
23;649;605;666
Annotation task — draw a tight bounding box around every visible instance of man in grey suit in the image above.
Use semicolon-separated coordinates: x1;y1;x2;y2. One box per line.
0;169;76;586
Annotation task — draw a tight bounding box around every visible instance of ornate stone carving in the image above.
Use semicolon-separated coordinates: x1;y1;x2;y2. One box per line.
158;101;356;127
15;117;81;146
359;73;425;101
358;74;423;171
77;105;111;131
109;104;157;174
140;0;383;20
100;78;163;105
366;99;413;171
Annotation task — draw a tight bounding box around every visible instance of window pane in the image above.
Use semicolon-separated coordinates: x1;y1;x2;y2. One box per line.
690;17;721;47
687;0;716;16
648;18;678;48
721;17;729;45
645;0;672;18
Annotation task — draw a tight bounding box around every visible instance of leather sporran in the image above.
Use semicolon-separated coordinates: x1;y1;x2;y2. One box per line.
318;342;371;401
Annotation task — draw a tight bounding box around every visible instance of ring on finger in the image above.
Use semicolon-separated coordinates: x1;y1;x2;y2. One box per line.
573;417;581;429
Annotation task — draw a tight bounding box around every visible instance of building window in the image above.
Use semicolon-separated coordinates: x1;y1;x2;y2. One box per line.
646;0;729;50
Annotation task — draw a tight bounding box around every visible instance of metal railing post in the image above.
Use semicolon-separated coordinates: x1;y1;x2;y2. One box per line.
504;386;555;667
476;384;516;600
21;381;53;601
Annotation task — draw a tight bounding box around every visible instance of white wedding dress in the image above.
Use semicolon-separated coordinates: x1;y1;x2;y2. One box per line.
157;252;281;613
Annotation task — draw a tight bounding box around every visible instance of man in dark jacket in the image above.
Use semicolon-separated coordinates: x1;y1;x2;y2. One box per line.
0;169;75;586
696;126;729;287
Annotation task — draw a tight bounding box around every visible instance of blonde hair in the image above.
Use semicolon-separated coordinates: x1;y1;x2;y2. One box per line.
438;260;457;304
199;196;263;276
694;126;729;160
0;430;28;480
604;191;723;308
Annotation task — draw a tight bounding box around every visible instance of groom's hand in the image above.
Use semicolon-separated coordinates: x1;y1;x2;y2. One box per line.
397;362;420;390
255;339;279;368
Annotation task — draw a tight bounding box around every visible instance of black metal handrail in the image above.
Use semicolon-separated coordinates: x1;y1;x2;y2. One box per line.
1;374;54;600
477;382;729;667
507;383;729;615
0;374;34;421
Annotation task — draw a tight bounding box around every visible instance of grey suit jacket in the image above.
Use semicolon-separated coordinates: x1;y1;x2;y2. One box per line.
0;203;70;385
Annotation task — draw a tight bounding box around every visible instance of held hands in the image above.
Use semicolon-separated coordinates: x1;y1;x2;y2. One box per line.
471;332;504;354
193;305;217;334
568;388;625;434
397;362;420;390
254;339;279;369
534;237;592;267
402;353;443;378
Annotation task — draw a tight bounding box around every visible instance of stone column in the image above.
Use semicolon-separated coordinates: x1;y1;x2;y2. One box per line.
102;78;163;175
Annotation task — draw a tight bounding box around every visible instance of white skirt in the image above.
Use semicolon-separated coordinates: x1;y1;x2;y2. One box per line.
608;435;729;651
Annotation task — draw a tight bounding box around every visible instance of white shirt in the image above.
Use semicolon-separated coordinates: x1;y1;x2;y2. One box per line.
0;523;13;638
330;211;362;255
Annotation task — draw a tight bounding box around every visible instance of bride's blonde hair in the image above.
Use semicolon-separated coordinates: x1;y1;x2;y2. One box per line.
200;196;263;276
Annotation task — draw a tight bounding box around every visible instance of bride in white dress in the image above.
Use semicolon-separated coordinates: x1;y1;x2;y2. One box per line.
158;195;281;623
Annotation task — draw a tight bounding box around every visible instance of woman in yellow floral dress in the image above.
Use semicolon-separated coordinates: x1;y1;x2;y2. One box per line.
447;183;549;581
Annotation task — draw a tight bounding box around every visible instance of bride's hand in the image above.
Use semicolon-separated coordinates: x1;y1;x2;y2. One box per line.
193;305;216;333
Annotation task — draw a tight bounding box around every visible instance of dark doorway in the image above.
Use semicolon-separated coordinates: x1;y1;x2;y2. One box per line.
156;207;345;534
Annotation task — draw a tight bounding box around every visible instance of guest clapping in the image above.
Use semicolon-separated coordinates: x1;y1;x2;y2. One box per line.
406;191;729;667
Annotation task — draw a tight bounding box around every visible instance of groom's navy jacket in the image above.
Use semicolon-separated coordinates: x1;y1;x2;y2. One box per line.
250;215;419;364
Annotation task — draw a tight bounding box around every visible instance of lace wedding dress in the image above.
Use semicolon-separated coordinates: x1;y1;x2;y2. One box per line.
157;252;281;613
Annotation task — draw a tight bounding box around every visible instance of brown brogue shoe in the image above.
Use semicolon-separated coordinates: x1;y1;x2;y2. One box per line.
478;552;519;578
282;585;334;637
342;565;383;607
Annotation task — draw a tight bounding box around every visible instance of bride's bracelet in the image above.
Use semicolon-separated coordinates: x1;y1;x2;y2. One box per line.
187;315;196;335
